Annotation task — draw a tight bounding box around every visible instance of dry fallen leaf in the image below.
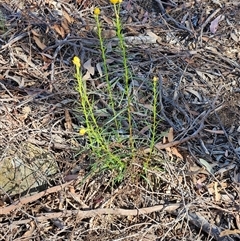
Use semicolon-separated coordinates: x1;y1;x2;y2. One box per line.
170;147;183;160
210;15;224;34
102;29;116;39
211;0;222;7
199;158;214;174
69;185;75;194
96;62;103;77
61;18;70;35
32;35;46;50
214;182;221;202
64;109;73;131
52;24;65;38
167;127;174;142
196;70;208;81
18;106;31;121
21;221;36;238
83;59;95;75
220;229;240;237
62;9;74;24
102;15;114;26
230;32;239;42
185;88;203;101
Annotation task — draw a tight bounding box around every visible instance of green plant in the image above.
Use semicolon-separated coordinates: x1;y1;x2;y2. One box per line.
110;1;133;150
149;76;159;159
73;54;125;180
73;0;160;181
94;6;120;140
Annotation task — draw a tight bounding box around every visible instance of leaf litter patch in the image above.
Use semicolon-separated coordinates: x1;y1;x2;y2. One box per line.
0;0;240;240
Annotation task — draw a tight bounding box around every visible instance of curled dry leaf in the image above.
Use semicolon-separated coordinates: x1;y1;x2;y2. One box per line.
21;221;35;238
185;87;203;102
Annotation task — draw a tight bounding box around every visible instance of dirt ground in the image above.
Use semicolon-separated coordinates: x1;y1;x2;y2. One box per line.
0;0;240;240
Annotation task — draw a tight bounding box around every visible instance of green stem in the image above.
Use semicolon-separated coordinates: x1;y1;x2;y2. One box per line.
95;14;120;139
113;3;133;151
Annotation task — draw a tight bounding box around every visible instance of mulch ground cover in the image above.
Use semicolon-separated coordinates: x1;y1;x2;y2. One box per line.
0;0;240;240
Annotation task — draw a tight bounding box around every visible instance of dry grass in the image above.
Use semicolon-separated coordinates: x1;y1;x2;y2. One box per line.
0;0;240;240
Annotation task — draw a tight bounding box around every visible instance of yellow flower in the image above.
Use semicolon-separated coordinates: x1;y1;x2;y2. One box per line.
94;7;101;16
73;56;81;68
79;127;87;136
110;0;122;4
153;76;158;82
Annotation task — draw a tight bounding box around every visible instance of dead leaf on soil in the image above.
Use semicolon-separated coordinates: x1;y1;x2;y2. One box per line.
214;182;221;202
61;18;70;35
185;88;203;101
82;71;91;81
62;9;74;24
146;30;161;43
204;129;224;134
220;229;240;237
170;147;183;160
32;35;46;50
82;59;95;81
21;221;35;238
83;59;95;76
230;32;239;42
196;70;209;82
102;29;116;39
164;127;183;159
210;15;224;34
52;24;65;38
167;127;174;142
211;0;222;7
102;15;114;26
64;108;73;131
69;185;75;194
198;158;213;174
124;35;158;45
18;106;31;121
96;62;103;77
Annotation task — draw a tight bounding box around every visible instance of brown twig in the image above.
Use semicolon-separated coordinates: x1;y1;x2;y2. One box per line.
144;83;222;152
1;203;181;226
199;8;221;47
1;203;235;240
0;180;75;215
154;0;193;34
27;138;79;150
